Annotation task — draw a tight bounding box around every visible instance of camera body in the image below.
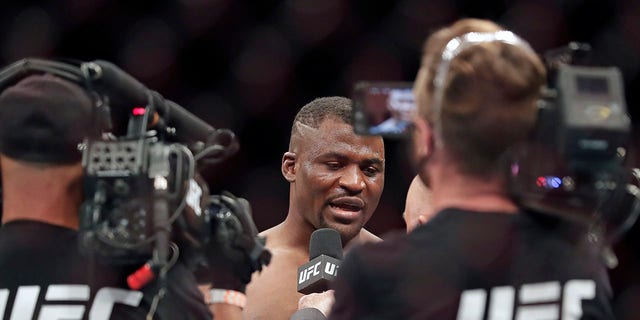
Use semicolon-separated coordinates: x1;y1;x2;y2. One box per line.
78;136;209;265
351;44;637;239
0;58;270;282
509;64;632;224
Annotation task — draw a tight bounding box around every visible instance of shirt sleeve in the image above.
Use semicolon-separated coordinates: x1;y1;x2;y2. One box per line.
329;231;412;319
328;243;378;319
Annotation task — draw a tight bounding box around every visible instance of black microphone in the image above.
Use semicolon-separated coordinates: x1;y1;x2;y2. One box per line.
85;60;216;144
297;228;343;294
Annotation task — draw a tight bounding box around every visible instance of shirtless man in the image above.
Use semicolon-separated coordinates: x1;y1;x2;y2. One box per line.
242;96;385;320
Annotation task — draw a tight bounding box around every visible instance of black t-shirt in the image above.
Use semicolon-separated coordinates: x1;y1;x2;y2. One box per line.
328;209;615;319
0;220;212;320
609;213;640;320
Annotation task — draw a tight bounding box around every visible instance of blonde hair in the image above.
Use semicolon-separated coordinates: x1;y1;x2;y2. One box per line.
414;19;546;176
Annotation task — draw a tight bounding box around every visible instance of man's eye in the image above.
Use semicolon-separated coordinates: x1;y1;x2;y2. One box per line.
363;166;380;176
326;162;342;170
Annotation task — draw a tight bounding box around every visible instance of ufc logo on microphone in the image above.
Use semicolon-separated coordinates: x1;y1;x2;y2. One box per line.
456;280;596;320
298;261;339;284
0;285;143;320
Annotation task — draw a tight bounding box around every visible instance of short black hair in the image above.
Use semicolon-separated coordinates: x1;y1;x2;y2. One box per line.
290;96;353;139
0;74;94;163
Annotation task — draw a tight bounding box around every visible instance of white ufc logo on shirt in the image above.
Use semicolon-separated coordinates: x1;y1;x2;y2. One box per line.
456;280;596;320
0;285;143;320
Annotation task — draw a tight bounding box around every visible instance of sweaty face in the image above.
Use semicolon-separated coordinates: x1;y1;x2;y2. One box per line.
291;118;385;243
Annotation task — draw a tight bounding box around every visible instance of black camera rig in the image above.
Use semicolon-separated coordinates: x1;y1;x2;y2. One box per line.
0;58;271;290
508;43;639;245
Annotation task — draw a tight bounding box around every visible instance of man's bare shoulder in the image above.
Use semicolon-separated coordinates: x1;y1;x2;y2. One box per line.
359;228;382;243
344;228;381;251
244;225;309;320
258;224;290;249
252;224;307;286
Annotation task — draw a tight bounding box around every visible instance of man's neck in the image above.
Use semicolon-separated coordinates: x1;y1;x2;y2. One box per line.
2;186;81;230
1;158;82;230
427;160;518;215
275;211;316;252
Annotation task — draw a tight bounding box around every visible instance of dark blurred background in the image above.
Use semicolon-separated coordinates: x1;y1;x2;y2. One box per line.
0;0;638;237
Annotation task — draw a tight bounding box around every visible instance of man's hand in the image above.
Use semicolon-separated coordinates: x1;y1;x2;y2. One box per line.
298;290;335;317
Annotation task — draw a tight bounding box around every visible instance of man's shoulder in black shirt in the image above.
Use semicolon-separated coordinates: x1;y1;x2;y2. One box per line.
0;220;212;320
329;209;615;319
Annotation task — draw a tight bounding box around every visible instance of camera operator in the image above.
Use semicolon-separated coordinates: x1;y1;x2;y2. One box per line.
0;74;212;319
292;18;614;319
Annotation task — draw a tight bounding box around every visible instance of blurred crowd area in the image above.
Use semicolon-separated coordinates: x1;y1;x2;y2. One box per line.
0;0;638;236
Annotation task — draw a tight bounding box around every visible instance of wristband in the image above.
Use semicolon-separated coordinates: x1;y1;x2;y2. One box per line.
209;289;247;308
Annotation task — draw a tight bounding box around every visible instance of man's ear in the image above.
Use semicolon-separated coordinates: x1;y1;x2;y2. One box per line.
282;152;296;182
411;117;435;163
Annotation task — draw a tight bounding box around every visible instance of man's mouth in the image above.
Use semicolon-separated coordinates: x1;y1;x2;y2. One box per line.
328;198;364;220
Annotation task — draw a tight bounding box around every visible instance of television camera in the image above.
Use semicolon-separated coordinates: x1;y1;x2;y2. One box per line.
508;42;638;246
0;58;271;290
351;42;639;247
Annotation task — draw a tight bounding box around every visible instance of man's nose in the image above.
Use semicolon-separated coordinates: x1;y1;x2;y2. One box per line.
338;165;366;193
